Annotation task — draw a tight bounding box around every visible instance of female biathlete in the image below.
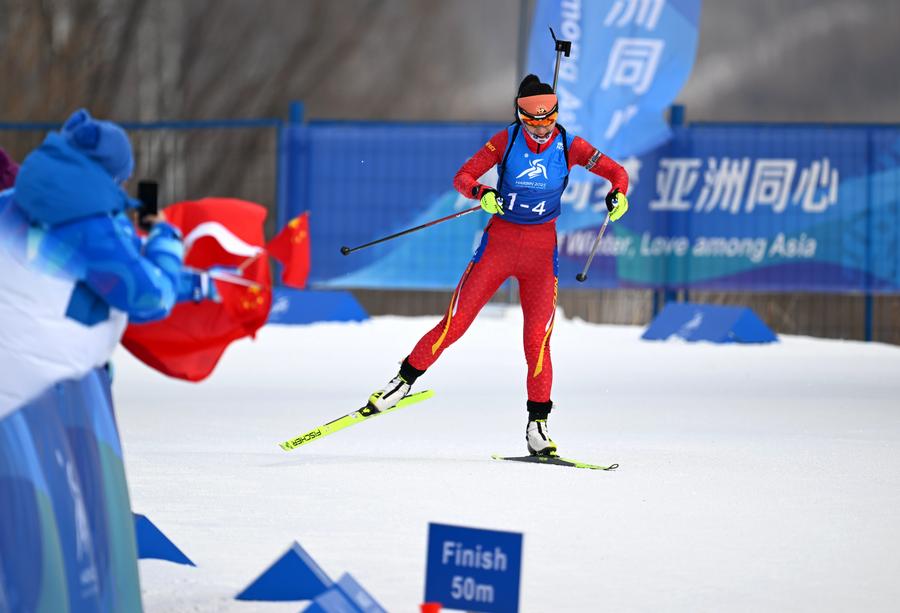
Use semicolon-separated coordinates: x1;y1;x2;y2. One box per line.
366;74;630;456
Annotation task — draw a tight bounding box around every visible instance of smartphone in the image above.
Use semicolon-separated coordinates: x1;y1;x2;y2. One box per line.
137;180;158;231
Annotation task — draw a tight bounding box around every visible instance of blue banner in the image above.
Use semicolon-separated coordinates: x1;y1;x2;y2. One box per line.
285;122;503;289
595;124;879;292
526;0;702;158
283;121;900;294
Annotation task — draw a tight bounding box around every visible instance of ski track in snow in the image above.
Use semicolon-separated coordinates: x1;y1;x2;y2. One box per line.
112;313;900;612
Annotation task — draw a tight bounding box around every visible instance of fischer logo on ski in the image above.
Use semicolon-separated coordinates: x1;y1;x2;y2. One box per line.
291;429;322;446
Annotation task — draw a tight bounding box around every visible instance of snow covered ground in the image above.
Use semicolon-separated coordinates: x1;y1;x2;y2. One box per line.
112;310;900;612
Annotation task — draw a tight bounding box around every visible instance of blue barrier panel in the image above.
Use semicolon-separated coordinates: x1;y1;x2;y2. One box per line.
236;541;332;601
0;367;142;613
282;122;503;290
134;513;195;566
642;302;778;343
869;127;900;290
280;120;900;295
334;573;388;613
302;586;361;613
267;287;369;325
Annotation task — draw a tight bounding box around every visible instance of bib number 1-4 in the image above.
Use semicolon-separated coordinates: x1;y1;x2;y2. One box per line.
506;193;546;216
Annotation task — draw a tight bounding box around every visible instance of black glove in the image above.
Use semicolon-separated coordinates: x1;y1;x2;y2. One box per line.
604;188;629;221
605;188;621;212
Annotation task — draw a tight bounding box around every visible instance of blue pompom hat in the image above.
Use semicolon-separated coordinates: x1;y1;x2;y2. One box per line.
61;108;135;184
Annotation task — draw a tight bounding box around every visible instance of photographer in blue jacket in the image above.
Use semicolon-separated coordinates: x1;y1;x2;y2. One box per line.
0;109;213;415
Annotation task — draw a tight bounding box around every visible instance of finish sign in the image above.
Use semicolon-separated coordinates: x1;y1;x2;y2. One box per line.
424;522;523;612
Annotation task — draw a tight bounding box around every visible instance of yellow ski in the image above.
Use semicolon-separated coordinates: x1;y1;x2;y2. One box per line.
279;390;434;451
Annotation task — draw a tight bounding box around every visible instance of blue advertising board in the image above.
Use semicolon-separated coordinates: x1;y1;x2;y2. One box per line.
580;124;874;292
424;522;523;613
283;121;900;295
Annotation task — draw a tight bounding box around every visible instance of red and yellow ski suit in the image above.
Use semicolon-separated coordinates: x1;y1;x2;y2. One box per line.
406;125;628;403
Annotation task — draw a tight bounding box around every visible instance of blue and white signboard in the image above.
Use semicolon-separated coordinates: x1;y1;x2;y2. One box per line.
424;523;523;612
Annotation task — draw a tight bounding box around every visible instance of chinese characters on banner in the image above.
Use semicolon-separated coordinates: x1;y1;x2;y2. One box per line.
650;157;840;214
527;0;702;158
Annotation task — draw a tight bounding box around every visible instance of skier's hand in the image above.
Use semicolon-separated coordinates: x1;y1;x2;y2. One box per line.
606;188;629;222
479;188;505;215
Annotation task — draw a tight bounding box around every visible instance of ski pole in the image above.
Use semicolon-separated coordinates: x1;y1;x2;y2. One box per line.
186;266;264;291
575;212;611;282
340;204;483;255
208;268;263;290
548;27;572;92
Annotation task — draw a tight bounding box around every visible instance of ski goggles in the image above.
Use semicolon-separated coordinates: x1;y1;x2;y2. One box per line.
516;93;559;127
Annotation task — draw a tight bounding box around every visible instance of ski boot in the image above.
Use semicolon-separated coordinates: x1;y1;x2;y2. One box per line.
526;400;557;456
367;358;426;413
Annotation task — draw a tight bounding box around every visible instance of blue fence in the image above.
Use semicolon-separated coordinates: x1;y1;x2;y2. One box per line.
7;107;898;297
4;107;899;347
279;115;900;298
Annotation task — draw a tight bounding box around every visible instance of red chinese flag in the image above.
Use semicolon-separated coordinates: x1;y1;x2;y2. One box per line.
267;211;310;289
214;254;271;333
165;198;267;269
121;198;272;381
